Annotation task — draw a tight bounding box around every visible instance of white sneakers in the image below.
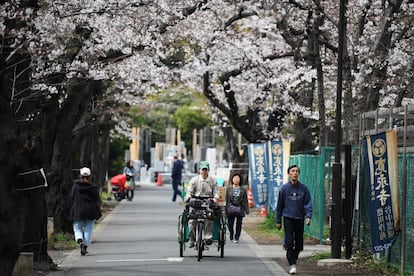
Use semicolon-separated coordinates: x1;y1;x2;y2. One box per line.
289;264;297;274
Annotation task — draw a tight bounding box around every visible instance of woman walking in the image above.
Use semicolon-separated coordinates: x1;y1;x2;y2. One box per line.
225;173;249;243
123;160;136;200
71;167;102;255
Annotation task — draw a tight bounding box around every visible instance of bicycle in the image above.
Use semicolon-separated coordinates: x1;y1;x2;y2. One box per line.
177;197;226;261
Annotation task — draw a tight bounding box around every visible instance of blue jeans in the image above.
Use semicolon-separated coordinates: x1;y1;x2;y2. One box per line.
227;215;243;240
171;178;182;201
73;220;95;246
283;217;304;265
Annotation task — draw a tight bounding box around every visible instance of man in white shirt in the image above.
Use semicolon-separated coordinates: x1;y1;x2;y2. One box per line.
185;161;220;248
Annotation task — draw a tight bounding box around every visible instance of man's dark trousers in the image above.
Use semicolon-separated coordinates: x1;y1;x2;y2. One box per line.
172;178;182;201
283;217;304;265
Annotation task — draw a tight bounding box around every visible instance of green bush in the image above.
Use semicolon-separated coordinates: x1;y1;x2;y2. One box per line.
49;232;77;250
304;251;331;262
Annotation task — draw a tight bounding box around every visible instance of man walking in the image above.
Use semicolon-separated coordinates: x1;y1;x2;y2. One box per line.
171;154;184;202
276;165;312;274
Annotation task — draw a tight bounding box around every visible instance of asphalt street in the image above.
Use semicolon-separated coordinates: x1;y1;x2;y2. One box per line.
48;182;328;276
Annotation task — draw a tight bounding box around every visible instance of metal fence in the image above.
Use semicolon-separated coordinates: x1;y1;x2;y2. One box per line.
357;153;414;272
289;153;324;242
358;105;414;273
290;148;414;272
289;147;359;243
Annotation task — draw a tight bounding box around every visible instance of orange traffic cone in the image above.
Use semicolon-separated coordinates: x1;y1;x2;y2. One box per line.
157;173;162;186
260;205;267;217
248;187;254;208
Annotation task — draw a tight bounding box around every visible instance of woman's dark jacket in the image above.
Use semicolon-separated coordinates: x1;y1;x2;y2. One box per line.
71;179;102;221
225;185;249;217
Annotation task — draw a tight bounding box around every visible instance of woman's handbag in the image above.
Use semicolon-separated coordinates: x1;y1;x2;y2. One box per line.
227;203;241;216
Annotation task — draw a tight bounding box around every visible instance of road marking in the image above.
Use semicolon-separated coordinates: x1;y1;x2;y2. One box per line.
97;257;183;263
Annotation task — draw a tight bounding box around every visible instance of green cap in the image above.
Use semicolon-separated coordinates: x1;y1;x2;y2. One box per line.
199;161;210;170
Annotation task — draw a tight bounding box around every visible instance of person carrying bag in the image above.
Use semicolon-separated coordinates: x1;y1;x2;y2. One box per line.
225;173;249;243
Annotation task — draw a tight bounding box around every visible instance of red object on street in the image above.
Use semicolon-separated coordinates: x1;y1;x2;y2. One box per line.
157;173;163;186
260;205;267;217
110;174;126;186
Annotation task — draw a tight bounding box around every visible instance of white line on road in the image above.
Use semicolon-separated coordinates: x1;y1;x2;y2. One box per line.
97;257;184;263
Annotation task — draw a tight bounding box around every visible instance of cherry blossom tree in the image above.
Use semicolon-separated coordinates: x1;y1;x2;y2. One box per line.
1;0;413;272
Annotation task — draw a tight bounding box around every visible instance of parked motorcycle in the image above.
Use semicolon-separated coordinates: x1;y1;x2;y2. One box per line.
110;174;133;201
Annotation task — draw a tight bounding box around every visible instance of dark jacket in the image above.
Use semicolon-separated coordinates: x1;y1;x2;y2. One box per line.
171;159;183;180
225;185;249;217
71;179;102;221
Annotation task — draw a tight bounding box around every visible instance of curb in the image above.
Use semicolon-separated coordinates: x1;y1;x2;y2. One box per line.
241;230;289;275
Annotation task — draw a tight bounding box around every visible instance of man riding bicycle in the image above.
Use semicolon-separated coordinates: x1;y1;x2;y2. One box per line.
185;161;220;248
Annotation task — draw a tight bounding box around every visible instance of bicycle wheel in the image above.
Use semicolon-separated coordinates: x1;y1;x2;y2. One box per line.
178;216;185;257
219;217;226;258
197;221;203;261
115;193;122;201
179;241;184;257
126;189;133;201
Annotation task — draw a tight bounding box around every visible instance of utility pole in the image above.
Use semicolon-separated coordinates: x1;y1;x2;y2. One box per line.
331;0;347;259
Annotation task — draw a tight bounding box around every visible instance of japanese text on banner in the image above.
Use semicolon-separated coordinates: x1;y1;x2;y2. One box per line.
248;144;268;206
364;130;399;253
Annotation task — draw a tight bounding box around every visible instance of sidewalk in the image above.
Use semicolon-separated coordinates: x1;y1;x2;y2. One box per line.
244;233;331;259
241;209;331;260
45;182;331;276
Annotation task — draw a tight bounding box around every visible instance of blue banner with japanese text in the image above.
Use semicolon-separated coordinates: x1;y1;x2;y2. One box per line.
266;141;285;211
363;130;400;253
248;143;268;206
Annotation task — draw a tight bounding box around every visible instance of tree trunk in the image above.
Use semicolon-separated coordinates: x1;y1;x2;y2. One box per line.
0;99;25;276
343;42;356;145
76;112;111;189
203;71;268;143
0;1;49;272
221;125;243;163
357;0;403;113
0;45;48;276
313;0;327;148
47;78;97;233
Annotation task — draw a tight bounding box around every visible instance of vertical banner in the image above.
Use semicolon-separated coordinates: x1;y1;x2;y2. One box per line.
248;143;268;206
363;130;400;253
266;140;290;211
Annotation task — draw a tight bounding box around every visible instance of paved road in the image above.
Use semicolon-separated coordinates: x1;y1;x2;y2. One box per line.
49;183;330;275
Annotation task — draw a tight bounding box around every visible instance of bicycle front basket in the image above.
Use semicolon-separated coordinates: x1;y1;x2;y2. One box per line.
189;198;203;209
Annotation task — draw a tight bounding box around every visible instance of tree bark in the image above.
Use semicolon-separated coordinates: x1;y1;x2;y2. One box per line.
313;0;327;148
343;41;356;145
221;125;244;163
47;78;97;233
0;96;25;276
357;0;403;112
0;1;49;272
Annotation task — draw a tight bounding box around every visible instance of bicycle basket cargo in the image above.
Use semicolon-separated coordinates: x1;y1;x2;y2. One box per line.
189;198;203;209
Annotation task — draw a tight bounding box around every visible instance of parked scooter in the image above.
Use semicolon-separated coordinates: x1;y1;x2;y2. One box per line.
110;174;133;201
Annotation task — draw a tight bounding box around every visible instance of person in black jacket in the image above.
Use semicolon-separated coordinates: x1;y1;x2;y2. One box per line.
225;173;249;243
71;167;102;256
171;154;184;202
